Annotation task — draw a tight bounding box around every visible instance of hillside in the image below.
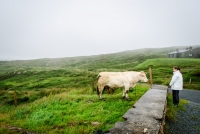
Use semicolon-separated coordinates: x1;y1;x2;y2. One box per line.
0;46;192;75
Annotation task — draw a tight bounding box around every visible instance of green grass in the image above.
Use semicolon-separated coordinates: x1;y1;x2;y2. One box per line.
134;58;200;89
134;58;200;69
1;58;199;93
0;84;150;133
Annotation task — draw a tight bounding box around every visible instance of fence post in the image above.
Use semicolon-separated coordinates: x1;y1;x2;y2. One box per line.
149;67;153;88
14;90;17;108
91;79;94;92
189;78;191;84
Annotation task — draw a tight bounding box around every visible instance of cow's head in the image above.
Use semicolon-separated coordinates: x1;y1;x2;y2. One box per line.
138;71;148;82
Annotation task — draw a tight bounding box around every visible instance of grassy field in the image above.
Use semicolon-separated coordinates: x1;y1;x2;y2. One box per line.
0;46;200;133
134;58;200;89
0;84;150;134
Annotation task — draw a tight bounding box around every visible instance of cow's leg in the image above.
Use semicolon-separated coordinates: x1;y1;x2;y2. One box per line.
125;90;129;99
125;86;130;100
122;88;125;98
98;85;104;100
132;84;136;89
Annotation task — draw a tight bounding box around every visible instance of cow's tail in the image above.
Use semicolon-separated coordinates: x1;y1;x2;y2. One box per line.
96;74;101;95
97;85;99;95
97;74;101;81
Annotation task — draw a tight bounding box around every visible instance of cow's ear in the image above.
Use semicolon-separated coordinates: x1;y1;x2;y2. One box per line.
140;72;143;76
140;71;144;75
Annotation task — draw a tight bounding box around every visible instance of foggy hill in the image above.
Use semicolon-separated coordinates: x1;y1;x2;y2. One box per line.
0;45;199;75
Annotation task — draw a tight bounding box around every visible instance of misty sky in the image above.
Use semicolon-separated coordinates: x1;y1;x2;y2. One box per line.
0;0;200;60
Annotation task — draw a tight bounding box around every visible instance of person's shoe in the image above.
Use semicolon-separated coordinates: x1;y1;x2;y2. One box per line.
174;104;178;107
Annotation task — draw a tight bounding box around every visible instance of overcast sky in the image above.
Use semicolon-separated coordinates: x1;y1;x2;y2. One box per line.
0;0;200;60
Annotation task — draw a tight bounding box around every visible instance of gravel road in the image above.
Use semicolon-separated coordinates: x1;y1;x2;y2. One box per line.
167;89;200;134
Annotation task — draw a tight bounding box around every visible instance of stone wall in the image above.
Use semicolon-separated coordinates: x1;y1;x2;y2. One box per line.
108;85;168;134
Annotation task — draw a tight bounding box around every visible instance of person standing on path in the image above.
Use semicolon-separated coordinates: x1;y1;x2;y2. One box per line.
169;66;183;107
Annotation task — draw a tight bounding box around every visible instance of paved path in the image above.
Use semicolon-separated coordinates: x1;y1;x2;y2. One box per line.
167;89;200;134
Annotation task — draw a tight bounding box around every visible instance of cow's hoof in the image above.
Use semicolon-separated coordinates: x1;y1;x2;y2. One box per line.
99;98;103;100
125;98;131;101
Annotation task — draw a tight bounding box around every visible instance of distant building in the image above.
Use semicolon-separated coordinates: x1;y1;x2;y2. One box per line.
167;47;200;58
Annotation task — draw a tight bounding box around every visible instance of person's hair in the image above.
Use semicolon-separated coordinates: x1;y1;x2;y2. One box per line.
174;66;180;71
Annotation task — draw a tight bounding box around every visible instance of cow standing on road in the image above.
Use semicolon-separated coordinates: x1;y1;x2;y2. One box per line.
97;71;148;100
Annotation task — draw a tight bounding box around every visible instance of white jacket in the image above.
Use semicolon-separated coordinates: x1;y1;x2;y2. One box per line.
169;70;183;90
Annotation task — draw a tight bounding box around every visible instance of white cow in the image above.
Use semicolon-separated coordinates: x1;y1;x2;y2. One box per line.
97;71;148;99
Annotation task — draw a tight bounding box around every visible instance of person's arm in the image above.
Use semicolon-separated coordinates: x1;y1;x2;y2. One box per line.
169;74;178;86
